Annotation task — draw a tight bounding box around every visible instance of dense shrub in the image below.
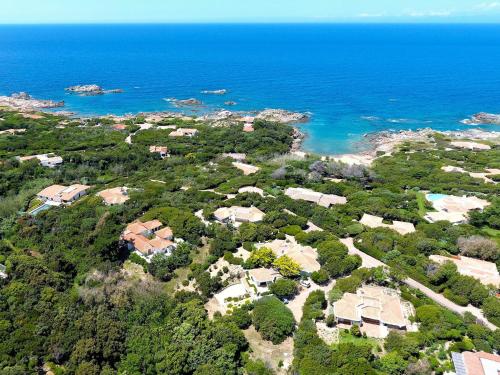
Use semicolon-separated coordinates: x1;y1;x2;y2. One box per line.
252;296;296;344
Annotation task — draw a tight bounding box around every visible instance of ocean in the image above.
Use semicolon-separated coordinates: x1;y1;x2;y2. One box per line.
1;23;500;154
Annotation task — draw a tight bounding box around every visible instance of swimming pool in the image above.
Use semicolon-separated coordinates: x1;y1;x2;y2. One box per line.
29;203;53;216
426;193;449;202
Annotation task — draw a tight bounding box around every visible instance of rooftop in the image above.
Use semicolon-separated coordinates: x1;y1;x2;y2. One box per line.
256;237;321;273
238;186;264;197
248;268;280;284
333;285;409;330
359;214;416;235
97;187;129;205
285;187;346;207
452;351;500;375
214;206;265;224
425;194;490;224
430;255;500;287
169;128;198;137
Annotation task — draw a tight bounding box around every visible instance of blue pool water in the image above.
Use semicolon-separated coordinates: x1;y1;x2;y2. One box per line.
1;24;500;154
426;194;449;202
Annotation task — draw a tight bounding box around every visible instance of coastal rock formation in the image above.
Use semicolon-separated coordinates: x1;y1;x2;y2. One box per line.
462;112;500;125
65;85;123;96
291;127;305;152
198;110;234;122
0;93;64;110
256;109;310;124
201;89;227;95
165;98;203;107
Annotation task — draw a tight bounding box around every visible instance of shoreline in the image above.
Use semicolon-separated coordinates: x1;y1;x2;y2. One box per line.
318;128;500;166
2;93;499;165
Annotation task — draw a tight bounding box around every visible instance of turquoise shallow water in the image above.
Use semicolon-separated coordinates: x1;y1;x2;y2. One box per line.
1;24;500;154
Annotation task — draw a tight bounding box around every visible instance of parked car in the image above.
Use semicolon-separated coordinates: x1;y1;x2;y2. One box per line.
282;298;290;304
300;279;311;288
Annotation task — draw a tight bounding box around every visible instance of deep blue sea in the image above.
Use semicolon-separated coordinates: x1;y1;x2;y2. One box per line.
1;24;500;154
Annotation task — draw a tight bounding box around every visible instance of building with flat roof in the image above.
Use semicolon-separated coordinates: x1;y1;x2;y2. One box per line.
452;351;500;375
333;285;414;338
17;153;63;168
37;184;90;205
285;187;346;207
248;268;280;288
430;255;500;287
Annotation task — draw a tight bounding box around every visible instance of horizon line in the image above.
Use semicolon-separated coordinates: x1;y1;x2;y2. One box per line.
2;20;500;26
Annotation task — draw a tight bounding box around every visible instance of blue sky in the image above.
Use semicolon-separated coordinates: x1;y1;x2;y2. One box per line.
2;0;500;23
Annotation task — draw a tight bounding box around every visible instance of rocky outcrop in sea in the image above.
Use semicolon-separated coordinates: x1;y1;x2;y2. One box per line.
201;89;227;95
255;109;310;124
461;112;500;125
165;98;203;107
65;85;123;96
0;93;64;110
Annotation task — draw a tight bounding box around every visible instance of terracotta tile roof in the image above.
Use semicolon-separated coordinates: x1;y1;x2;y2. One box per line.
38;185;66;200
453;351;500;375
97;187;129;205
155;227;173;239
143;220;163;230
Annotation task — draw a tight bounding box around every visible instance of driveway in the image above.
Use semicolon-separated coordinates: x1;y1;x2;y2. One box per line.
288;280;335;322
341;237;497;330
340;237;384;269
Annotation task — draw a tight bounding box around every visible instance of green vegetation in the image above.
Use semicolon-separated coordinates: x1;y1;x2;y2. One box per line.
252;296;296;344
1;108;499;374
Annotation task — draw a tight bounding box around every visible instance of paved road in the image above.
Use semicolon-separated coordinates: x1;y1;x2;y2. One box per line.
340;237;497;330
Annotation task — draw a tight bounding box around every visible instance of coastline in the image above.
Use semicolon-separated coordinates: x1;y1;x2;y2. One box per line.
1;92;499;166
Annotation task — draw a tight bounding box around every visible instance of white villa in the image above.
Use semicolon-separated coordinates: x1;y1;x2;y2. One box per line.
97;187;130;205
149;146;169;159
285;187;347;207
37;184;90;205
169;128;198;137
425;194;490;224
255;237;321;275
359;214;416;235
333;285;415;338
214;206;265;226
430;255;500;288
17;153;63;168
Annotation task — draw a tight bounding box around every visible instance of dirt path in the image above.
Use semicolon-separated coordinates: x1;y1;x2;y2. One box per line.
243;326;294;374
